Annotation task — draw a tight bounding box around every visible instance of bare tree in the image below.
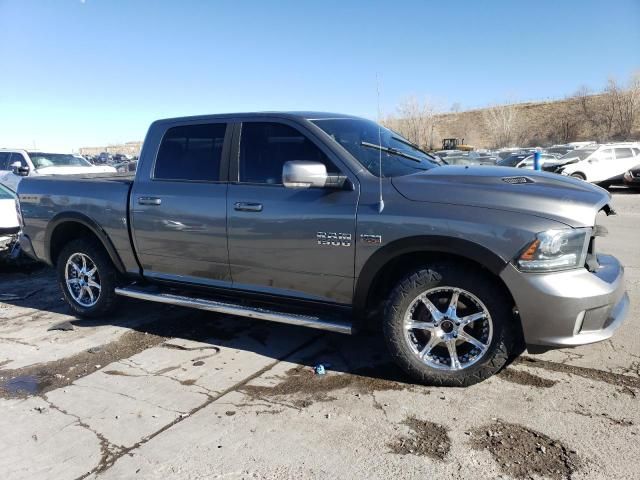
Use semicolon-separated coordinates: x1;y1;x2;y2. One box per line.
483;101;520;148
575;85;615;141
390;96;438;150
606;74;640;138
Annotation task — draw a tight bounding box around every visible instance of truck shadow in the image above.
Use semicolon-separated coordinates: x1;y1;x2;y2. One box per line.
1;266;523;395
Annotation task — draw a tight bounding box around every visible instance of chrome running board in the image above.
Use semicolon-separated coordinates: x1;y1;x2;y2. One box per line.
115;286;352;334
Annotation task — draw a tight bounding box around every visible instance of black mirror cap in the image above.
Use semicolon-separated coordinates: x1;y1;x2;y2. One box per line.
14;166;30;176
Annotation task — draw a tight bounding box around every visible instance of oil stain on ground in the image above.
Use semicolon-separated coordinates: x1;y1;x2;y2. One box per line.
470;421;580;480
0;309;256;398
0;330;167;398
498;367;558;388
242;363;412;407
388;416;450;460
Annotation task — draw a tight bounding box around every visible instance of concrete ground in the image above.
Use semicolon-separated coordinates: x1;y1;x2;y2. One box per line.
1;189;638;480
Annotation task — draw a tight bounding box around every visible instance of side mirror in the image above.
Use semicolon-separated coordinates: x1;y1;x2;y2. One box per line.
282;161;329;189
11;162;30;176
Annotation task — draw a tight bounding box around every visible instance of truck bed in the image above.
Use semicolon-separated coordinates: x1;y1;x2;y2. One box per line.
17;174;139;273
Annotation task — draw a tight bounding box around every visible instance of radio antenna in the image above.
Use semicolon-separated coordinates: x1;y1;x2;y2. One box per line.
376;73;385;213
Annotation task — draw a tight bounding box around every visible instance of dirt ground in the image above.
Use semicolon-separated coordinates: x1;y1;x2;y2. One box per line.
0;189;639;480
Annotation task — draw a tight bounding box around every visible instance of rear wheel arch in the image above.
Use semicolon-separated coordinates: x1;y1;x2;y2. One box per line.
353;236;514;324
46;213;125;273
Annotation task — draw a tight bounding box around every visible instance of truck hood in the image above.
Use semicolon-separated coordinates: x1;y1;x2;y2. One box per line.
391;166;611;227
35;165;117;175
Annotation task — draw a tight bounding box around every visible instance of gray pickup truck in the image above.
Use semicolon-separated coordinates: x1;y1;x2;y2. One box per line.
17;112;629;386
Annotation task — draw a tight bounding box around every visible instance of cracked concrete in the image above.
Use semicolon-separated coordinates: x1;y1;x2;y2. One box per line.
0;190;639;480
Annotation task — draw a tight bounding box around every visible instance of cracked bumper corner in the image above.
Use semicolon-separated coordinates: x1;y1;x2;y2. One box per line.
500;254;628;348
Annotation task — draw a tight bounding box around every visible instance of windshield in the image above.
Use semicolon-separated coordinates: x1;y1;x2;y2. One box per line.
311;118;441;177
0;183;15;199
558;148;595;162
27;152;92;169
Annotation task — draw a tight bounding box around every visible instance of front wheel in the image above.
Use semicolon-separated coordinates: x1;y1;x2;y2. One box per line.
570;172;586;181
56;238;119;318
383;265;516;386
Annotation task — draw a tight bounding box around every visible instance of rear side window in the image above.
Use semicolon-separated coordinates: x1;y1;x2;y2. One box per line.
239;122;337;184
154;123;227;182
614;148;633;159
0;152;11;170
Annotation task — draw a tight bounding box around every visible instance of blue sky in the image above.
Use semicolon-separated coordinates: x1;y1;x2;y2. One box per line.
0;0;638;151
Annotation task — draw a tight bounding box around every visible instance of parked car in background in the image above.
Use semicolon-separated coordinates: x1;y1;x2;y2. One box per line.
544;144;640;185
498;152;560;169
0;183;19;260
0;150;117;191
623;164;640;189
545;145;574;157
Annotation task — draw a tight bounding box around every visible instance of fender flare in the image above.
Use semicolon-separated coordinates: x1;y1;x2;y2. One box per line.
45;212;126;273
353;235;508;315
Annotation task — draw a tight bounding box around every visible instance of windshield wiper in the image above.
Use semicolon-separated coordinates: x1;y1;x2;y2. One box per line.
361;141;422;163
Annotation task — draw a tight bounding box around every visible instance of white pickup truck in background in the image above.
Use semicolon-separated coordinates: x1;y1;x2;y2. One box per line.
0;149;116;191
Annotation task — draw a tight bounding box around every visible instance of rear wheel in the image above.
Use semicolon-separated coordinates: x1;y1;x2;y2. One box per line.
383;264;516;386
570;172;586;181
56;238;119;318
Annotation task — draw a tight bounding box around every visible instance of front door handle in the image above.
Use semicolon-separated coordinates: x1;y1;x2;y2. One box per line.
138;197;162;206
234;202;263;212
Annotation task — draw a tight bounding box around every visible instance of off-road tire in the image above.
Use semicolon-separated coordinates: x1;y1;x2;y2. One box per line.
56;237;119;318
383;264;516;387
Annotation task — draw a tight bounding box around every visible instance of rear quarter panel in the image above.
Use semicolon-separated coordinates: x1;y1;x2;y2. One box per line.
18;174;138;272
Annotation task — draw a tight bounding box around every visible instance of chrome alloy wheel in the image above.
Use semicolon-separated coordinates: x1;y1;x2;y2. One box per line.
403;286;493;371
65;252;101;308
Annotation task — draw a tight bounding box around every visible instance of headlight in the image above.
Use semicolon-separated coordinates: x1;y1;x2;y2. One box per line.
517;228;590;272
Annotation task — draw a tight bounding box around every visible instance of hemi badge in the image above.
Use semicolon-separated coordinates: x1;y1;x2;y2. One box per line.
501;176;535;184
361;234;382;245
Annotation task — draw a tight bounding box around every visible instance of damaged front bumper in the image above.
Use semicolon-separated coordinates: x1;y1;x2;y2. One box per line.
0;227;21;260
501;254;628;348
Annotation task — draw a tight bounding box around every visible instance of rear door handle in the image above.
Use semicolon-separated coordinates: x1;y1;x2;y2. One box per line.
234;202;263;212
138;197;162;206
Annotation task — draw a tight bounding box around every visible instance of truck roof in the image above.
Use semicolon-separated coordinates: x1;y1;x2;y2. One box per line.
153;111;364;124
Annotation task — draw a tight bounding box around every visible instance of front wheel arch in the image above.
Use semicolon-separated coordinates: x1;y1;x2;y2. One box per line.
353;236;511;322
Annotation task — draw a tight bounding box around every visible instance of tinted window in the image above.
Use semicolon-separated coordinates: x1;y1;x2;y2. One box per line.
633;148;640;156
155;123;226;182
239;122;337;184
0;152;11;170
614;148;633;159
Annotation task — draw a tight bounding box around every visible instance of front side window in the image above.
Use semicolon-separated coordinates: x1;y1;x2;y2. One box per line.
9;153;26;167
311;118;440;177
154;123;226;182
239;122;337;184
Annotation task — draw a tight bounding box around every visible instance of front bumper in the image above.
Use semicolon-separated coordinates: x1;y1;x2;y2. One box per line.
500;254;628;347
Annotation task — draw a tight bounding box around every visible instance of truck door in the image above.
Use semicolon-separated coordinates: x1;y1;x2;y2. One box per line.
227;120;358;304
130;121;232;287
